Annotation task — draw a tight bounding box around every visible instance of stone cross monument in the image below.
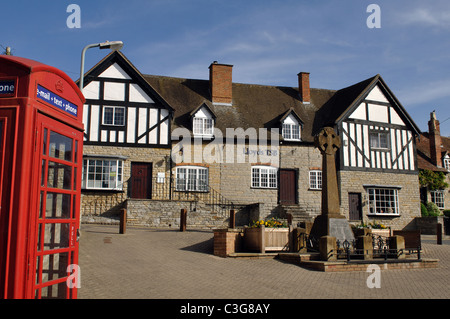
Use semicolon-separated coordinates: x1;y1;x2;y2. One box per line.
310;127;354;256
315;126;342;218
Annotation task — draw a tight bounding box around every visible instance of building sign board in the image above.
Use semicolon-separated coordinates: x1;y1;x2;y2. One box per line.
37;85;78;117
0;80;15;97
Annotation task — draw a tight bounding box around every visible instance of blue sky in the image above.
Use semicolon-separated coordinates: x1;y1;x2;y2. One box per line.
1;0;449;136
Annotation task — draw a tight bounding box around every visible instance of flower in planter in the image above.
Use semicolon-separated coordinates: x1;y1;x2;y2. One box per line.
354;222;369;229
370;222;387;229
250;217;287;228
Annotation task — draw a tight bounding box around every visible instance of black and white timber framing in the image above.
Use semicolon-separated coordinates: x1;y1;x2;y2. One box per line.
81;52;173;148
337;78;420;173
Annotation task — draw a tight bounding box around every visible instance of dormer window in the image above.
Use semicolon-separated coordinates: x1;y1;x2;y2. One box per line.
281;113;302;141
444;155;450;171
191;104;215;137
193;117;213;136
282;123;300;140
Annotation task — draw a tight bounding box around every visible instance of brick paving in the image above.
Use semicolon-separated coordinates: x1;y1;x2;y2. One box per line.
77;224;450;300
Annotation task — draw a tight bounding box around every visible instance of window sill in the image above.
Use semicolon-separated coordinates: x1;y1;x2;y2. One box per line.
308;188;322;191
193;135;214;140
370;147;390;152
367;213;399;217
82;188;124;193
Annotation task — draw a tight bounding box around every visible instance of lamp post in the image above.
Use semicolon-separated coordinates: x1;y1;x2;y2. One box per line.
79;41;124;90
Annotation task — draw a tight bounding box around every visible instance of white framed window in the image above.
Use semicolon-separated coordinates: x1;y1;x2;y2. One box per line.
369;131;389;150
251;166;277;189
193;117;213;136
282;123;301;141
367;187;399;215
82;158;123;190
281;114;301;141
444;157;450;171
431;190;445;209
176;166;208;192
103;106;125;126
309;170;322;190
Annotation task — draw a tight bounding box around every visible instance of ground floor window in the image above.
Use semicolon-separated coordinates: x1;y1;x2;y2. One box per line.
431;190;445;209
309;170;322;190
251;166;277;188
367;187;399;215
82;158;123;190
176;166;208;192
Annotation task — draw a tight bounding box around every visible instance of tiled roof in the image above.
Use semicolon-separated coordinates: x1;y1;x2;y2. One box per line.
416;132;450;172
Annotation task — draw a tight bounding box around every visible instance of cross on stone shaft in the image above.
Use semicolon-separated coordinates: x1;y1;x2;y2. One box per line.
317;127;341;155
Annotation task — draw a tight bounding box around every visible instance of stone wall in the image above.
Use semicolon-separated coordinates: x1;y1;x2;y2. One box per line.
415;216;447;235
81;144;171;220
81;142;423;231
125;199;250;229
279;144;323;217
338;170;421;230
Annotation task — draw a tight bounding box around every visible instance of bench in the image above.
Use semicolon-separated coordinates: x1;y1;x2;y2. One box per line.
393;230;421;259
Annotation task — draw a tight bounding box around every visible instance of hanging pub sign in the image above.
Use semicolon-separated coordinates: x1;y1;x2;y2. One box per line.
0;80;16;97
37;84;78;117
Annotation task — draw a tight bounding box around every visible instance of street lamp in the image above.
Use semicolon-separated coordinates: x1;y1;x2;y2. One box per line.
79;41;124;90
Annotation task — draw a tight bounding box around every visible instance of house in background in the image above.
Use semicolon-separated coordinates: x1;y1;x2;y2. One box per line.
79;51;422;230
416;111;450;210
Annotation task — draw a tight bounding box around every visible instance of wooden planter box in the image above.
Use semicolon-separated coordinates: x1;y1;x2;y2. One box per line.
371;228;391;238
244;226;289;253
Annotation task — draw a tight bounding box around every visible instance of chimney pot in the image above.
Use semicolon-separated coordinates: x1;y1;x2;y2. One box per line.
428;111;442;167
298;72;311;104
209;61;233;105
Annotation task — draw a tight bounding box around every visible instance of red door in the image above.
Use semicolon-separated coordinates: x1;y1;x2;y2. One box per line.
279;169;297;205
130;163;152;199
28;113;83;299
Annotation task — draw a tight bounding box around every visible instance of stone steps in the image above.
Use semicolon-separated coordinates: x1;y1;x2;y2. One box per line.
280;205;315;226
278;252;321;264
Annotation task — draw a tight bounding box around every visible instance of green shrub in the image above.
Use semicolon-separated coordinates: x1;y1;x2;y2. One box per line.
426;202;441;217
421;203;429;217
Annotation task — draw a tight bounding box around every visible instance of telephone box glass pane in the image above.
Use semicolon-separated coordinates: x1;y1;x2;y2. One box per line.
47;161;72;190
41;160;46;186
40;281;68;299
45;193;71;219
49;131;72;162
43;223;70;250
41;252;69;283
36;224;42;250
43;128;47;155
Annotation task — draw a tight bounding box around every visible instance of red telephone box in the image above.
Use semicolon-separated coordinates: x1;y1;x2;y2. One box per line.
0;55;84;299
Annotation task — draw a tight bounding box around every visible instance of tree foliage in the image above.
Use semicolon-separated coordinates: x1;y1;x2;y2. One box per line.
419;169;448;191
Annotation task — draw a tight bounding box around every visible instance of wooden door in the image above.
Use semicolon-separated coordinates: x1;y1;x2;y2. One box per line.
279;169;297;205
130;163;152;199
348;193;362;221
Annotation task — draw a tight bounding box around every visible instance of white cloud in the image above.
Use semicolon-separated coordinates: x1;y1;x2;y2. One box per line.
397;7;450;28
397;78;450;107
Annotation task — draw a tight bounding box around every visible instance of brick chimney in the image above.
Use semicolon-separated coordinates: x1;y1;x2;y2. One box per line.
428;111;442;167
209;61;233;105
298;72;310;104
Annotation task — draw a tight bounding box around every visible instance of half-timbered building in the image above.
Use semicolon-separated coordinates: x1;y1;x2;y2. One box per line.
79;51;422;230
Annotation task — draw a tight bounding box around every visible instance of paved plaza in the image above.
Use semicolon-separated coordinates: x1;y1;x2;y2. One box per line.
78;224;450;300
